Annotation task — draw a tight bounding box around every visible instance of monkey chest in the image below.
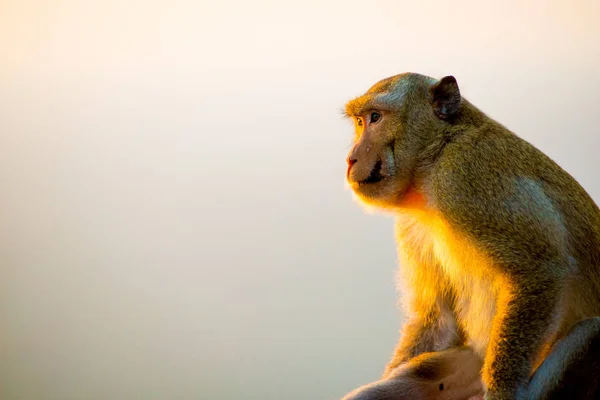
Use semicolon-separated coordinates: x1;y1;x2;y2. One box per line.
397;213;499;357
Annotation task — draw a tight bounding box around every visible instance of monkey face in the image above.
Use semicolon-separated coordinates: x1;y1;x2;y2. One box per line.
345;109;410;208
343;74;424;209
343;73;462;210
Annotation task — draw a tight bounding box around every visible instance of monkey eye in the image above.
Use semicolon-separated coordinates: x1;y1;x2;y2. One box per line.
356;117;363;127
370;112;381;123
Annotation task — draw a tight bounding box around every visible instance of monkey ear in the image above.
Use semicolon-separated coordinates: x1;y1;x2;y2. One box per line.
431;75;461;120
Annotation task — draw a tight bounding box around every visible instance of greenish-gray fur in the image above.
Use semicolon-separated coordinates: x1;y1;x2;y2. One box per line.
425;97;600;397
341;72;600;400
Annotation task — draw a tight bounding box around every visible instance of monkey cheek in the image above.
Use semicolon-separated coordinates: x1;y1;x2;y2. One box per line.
382;146;396;177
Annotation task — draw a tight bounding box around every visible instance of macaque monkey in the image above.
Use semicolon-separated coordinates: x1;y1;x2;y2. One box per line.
340;73;600;400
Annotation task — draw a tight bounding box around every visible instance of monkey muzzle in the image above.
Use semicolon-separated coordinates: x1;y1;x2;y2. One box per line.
359;160;384;185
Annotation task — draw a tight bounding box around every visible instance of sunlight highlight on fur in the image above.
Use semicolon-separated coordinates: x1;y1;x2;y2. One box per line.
396;204;499;359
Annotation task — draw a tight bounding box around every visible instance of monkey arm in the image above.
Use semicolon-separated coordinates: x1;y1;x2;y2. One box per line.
482;274;563;399
383;303;462;379
430;134;578;399
445;192;570;400
383;246;463;379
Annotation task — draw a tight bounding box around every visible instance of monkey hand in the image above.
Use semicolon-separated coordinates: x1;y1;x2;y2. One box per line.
340;376;485;400
339;377;420;400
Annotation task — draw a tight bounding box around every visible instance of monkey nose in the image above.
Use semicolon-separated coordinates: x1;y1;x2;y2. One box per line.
346;157;357;178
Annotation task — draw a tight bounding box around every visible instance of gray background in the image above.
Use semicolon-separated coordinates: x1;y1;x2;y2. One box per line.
1;0;599;399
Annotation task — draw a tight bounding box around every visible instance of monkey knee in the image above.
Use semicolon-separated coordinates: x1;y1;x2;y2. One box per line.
575;317;600;356
572;316;600;338
526;317;600;400
562;317;600;352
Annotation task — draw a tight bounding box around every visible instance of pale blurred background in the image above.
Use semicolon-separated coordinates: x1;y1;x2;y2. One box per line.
0;1;599;399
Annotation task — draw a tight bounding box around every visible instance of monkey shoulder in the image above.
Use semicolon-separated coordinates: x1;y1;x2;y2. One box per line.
428;130;538;211
426;130;571;270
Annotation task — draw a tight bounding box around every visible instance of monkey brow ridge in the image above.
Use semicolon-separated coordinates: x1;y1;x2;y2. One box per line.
344;74;424;118
344;94;375;118
344;90;407;118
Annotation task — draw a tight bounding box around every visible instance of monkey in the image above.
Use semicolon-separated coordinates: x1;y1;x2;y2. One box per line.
339;73;600;400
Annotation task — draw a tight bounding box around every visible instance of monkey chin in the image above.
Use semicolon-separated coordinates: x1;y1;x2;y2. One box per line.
346;176;410;214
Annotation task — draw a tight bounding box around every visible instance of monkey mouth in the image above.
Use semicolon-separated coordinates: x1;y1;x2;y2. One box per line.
358;160;384;185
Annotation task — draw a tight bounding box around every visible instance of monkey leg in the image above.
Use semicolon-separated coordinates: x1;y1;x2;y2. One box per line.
524;317;600;400
341;347;484;400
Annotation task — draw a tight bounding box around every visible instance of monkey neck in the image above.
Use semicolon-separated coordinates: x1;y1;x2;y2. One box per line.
453;99;488;127
395;185;430;211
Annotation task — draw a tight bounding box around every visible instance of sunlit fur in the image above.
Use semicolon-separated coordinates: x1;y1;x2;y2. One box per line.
341;72;600;400
396;206;500;360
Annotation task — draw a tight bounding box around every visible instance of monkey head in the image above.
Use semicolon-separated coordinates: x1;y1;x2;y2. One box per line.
343;73;462;209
